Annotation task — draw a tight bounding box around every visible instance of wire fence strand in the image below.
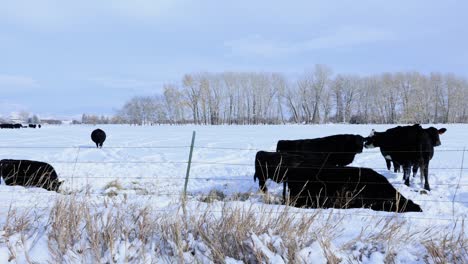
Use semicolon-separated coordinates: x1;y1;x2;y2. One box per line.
0;143;467;220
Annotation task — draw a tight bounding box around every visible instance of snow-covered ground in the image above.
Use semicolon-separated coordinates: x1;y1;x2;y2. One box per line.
0;124;466;263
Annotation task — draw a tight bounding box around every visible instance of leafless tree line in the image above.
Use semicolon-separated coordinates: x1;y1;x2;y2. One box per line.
114;65;468;125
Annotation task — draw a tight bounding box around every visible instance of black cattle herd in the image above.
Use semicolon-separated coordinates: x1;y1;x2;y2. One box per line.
1;125;447;213
0;123;41;129
255;124;446;212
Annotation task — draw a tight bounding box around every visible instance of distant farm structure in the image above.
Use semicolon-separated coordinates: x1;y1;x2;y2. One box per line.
41;119;63;125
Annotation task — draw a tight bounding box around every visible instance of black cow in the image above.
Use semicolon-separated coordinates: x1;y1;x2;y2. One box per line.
382;149;419;177
364;124;446;191
91;128;106;148
276;134;365;167
287;166;422;212
28;124;37;128
254;151;305;202
1;124;15;129
0;159;63;192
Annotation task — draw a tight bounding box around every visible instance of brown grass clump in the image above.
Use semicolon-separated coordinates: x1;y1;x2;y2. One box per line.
1;195;466;263
422;220;467;264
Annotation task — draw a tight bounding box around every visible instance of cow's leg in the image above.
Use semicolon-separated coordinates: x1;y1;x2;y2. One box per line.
422;163;430;191
283;181;287;204
393;161;401;173
95;142;99;148
260;180;268;193
402;164;411;187
412;165;419;178
386;159;391;170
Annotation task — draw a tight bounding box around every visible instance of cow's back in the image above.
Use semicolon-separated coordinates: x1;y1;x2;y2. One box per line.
0;159;59;186
379;125;424;163
91;129;107;144
288;166;422;212
277;134;364;167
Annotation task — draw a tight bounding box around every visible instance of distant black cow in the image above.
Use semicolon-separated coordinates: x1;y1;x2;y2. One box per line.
91;128;106;148
276;134;365;167
254;151;305;201
1;124;16;129
364;124;446;191
0;159;63;192
287;166;422;212
28;124;37;128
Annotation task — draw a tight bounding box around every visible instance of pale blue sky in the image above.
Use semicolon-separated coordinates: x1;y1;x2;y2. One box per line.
1;0;467;119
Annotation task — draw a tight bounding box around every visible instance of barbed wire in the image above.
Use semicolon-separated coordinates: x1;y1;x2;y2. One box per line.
1;200;466;222
3;159;468;172
0;145;466;153
196;146;468;153
0;143;467;216
0;146;190;149
0;188;466;204
11;174;466;185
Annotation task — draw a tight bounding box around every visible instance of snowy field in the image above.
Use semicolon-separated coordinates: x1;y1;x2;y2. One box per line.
0;124;466;263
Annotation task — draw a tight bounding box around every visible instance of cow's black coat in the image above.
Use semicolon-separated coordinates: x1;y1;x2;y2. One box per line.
1;124;21;129
254;151;304;201
364;124;446;191
91;128;106;148
276;134;365;167
287;166;422;212
0;159;63;192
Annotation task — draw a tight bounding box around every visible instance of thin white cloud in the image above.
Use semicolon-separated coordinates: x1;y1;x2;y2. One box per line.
300;26;395;50
89;77;164;92
0;74;39;89
225;26;396;58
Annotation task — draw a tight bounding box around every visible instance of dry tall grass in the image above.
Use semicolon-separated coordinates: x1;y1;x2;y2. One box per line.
0;194;466;263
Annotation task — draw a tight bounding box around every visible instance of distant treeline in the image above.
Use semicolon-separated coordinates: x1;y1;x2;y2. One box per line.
81;65;468;125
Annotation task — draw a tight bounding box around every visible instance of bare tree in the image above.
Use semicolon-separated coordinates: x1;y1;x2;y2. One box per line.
114;68;468;125
183;74;201;124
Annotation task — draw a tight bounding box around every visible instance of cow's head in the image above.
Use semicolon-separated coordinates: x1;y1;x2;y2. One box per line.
364;129;380;148
47;179;64;192
425;127;447;147
255;153;304;193
355;135;366;153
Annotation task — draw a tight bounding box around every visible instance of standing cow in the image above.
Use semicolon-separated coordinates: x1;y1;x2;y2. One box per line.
276;134;365;167
364;124;446;191
0;159;63;192
381;148;420;177
91;128;106;148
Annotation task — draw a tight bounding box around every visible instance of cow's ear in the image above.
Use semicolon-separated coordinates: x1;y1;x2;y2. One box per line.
438;128;447;134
